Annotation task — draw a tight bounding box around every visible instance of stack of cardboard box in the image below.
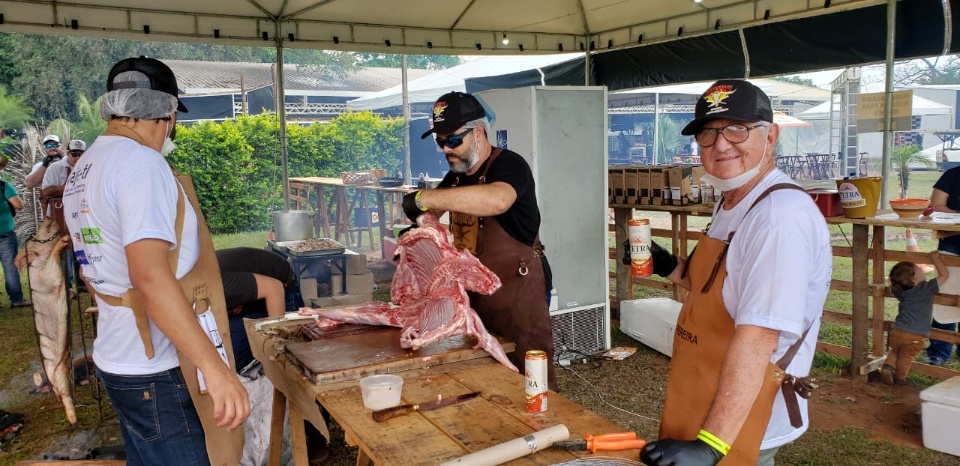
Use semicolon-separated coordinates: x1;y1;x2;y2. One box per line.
609;165;717;206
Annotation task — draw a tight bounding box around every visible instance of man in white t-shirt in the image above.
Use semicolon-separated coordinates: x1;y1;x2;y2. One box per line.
63;57;248;465
25;134;65;188
640;80;831;466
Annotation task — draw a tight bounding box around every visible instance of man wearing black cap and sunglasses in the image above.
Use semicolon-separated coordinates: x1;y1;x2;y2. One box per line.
638;80;831;466
401;91;557;390
25;134;66;189
62;57;248;465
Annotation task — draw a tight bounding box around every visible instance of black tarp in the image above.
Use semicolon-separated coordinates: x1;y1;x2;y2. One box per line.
465;57;589;94
247;85;276;115
177;94;233;121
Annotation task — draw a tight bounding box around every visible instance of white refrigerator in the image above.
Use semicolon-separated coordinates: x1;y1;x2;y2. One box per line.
475;86;610;356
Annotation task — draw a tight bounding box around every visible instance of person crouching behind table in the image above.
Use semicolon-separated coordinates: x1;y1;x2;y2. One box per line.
62;56;249;466
639;80;832;466
882;253;949;386
400;91;557;391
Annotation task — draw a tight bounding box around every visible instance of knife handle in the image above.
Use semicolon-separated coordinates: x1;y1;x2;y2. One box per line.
372;403;418;422
588;438;647;453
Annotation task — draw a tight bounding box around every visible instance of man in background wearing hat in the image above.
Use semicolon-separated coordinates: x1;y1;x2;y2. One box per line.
25;134;65;188
400;91;557;390
639;80;831;466
62;57;248;465
0;156;29;307
40;139;87;295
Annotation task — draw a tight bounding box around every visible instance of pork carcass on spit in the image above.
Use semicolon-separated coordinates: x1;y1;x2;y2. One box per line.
299;213;517;371
20;217;76;424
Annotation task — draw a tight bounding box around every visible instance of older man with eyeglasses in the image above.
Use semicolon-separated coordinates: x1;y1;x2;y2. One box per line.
24;134;66;188
639;80;832;466
399;91;557;390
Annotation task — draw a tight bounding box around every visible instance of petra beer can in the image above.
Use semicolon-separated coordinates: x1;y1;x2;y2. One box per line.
628;218;652;277
525;350;548;413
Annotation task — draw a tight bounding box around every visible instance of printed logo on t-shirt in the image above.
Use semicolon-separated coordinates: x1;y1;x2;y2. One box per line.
73;232;82;244
74;250;89;266
81;227;103;244
79;199;90;214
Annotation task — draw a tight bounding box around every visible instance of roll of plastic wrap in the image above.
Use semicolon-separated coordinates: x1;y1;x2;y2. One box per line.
438;424;570;466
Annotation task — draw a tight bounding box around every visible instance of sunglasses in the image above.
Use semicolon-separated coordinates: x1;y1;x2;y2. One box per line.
435;127;473;149
44;143;60;149
69;151;84;157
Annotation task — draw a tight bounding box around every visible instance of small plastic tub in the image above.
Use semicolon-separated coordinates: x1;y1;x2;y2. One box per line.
359;374;403;410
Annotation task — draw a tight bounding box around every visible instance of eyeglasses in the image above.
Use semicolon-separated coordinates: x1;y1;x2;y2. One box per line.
435;127;473;149
695;123;766;148
44;143;60;149
69;151;84;157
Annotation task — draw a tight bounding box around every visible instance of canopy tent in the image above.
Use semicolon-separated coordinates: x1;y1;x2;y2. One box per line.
1;0;954;207
346;54;581;111
799;95;953;120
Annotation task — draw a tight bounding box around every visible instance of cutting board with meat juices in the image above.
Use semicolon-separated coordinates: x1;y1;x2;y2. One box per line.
285;326;515;384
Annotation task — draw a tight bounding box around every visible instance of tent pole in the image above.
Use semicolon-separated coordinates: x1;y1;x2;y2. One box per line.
402;55;412;184
275;23;290;211
653;93;660;165
880;0;895;208
584;42;591;85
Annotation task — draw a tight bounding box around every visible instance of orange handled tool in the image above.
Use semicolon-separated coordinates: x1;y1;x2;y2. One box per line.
553;432;647;453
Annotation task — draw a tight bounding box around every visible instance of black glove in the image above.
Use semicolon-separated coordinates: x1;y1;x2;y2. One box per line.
392;225;417;261
41;155;56;167
640;438;724;466
402;191;425;222
650;241;679;277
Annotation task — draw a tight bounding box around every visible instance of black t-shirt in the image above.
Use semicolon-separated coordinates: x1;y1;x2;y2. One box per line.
934;167;960;254
437;148;541;246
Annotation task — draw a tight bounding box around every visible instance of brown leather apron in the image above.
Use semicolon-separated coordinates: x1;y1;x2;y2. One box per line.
92;126;244;466
659;184;814;465
450;149;557;390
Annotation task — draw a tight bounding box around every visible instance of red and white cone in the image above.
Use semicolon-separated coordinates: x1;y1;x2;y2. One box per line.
906;228;934;273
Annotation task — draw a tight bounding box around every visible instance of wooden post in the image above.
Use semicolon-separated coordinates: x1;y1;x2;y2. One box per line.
851;224;870;379
671;212;681;301
268;388;287;466
317;185;331;238
376;189;387;259
871;226;886;357
614;207;631;319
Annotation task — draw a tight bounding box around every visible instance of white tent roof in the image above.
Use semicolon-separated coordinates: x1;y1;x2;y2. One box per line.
799;95;952;120
0;0;880;55
346;54;580;110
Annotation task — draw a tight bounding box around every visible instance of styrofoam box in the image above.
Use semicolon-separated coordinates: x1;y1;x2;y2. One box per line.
619;298;682;357
920;376;960;456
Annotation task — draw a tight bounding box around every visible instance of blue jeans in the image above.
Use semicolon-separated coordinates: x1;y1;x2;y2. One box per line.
98;367;210;466
927;319;958;363
0;231;23;302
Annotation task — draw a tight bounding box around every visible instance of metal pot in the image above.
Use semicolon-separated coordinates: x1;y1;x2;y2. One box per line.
417;178;442;190
272;210;314;242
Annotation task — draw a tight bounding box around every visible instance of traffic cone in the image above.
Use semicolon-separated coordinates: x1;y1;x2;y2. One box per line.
905;228;934;273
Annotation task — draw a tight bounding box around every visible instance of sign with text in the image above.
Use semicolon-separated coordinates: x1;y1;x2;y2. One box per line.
856;90;913;133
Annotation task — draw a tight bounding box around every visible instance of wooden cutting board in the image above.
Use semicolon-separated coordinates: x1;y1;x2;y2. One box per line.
285;327;515;384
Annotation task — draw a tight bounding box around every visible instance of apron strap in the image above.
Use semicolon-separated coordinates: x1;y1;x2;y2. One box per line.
96;186;186;359
777;324;817;428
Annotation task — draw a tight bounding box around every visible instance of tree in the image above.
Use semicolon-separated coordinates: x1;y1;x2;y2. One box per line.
891;144;932;198
352;54;461;69
0;85;32;130
73;93;107;145
772;75;815;87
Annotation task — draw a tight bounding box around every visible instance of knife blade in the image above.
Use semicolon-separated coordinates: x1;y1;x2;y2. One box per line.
371;391;481;422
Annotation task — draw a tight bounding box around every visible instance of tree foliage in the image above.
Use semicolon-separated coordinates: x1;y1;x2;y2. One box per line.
166;112;404;233
353;54;462;69
772;75;816;87
0;85;32;130
891;143;932;198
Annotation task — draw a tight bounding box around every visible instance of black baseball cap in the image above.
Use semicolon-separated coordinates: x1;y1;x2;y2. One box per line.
107;56;188;113
681;79;772;135
420;91;485;139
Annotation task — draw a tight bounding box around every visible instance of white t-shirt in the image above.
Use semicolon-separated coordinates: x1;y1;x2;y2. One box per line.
41;157;73;189
63;135;200;375
707;170;832;450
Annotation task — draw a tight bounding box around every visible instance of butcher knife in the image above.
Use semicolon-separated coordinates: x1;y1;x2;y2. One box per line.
372;391;481;422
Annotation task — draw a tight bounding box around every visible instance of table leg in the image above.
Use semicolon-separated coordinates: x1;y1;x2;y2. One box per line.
871;226;886;357
671;212;681;301
613;207;631;319
268;388;287;466
376;191;387;260
851;224;869;380
356;449;374;466
290;403;309;466
316;185;329;238
362;191;375;251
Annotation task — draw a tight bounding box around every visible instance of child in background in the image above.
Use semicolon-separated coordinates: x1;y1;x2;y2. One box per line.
883;252;949;385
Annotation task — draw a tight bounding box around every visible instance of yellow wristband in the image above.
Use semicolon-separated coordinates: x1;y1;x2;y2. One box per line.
697;429;730;456
414;190;428;211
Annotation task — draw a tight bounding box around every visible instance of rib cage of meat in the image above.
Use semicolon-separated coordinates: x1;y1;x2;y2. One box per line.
300;213;517;371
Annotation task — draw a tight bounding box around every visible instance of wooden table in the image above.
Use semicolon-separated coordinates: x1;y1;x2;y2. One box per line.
245;318;638;466
289;177;415;258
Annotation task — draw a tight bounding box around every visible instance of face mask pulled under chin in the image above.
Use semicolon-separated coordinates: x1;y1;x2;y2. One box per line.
700;141;768;192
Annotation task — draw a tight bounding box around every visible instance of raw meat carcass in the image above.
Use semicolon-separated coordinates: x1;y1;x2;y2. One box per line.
21;217;76;424
300;213;517;371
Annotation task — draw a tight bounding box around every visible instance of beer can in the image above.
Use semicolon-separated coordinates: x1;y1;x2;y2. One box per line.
628;218;652;277
525;350;548;413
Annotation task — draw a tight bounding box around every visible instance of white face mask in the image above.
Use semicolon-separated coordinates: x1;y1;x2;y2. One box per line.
160;120;176;156
700;135;769;192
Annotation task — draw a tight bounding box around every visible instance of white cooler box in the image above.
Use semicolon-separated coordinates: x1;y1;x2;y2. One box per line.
619;298;682;357
920;376;960;456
